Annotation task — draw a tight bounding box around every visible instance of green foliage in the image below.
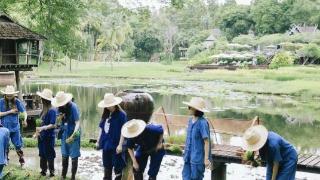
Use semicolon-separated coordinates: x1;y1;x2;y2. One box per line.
18;113;25;120
165;135;186;145
257;55;268;65
232;34;257;45
187;44;205;58
219;6;253;40
166;144;183;155
298;43;320;64
133;31;162;61
251;0;290;35
269;51;295;69
21;138;95;148
35;118;42;127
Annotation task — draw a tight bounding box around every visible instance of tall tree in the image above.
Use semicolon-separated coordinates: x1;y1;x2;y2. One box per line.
251;0;291;35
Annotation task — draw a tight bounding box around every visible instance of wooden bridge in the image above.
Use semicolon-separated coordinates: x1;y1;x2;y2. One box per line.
211;144;320;180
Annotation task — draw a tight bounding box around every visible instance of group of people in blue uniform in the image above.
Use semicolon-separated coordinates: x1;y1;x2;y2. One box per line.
0;85;299;180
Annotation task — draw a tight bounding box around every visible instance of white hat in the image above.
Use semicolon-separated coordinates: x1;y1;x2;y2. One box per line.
242;125;268;151
183;97;210;113
1;85;19;95
121;119;146;138
51;91;73;107
36;89;53;101
98;93;122;108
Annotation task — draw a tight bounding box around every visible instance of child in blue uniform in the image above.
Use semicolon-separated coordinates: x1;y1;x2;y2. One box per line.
35;89;57;177
0;85;27;167
242;125;298;180
96;93;127;180
122;119;165;180
52;91;81;180
0;123;9;178
182;97;212;180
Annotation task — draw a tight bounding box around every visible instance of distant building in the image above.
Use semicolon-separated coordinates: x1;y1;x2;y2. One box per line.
288;24;319;35
203;28;222;49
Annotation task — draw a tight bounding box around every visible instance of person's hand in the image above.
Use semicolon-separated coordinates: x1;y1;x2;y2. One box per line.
95;142;100;150
23;120;28;127
236;149;245;156
205;159;211;169
9;108;18;114
116;145;122;154
133;161;139;171
66;136;74;144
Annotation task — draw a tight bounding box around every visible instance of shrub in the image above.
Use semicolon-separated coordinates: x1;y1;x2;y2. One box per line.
269;51;294;69
232;34;257;45
187;44;205;58
257;55;267;65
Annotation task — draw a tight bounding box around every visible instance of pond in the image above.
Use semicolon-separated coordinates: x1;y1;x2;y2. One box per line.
22;78;320;154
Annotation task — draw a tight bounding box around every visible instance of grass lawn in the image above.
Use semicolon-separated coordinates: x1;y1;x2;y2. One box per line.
33;61;320;97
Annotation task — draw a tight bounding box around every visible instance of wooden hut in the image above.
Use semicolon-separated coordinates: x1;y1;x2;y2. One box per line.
0;12;46;96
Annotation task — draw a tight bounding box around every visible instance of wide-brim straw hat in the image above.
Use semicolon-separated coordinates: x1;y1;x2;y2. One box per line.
121;119;146;138
36;89;53;101
98;93;122;108
183;97;210;113
1;85;19;95
242;125;268;151
51;91;73;107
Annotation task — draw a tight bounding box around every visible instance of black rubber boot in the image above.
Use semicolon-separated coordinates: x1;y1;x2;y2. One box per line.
48;159;55;177
16;149;25;167
114;169;122;180
61;157;69;179
133;171;143;180
149;176;157;180
71;157;78;180
103;168;112;180
40;157;47;176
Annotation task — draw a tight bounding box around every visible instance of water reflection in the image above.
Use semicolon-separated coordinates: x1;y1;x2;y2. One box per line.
22;82;320;154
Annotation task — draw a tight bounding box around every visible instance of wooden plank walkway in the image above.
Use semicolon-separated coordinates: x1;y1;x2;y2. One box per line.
212;144;320;174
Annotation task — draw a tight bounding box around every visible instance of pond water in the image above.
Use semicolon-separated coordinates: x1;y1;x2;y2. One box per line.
22;78;320;154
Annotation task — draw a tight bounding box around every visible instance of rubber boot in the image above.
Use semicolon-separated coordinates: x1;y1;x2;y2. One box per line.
103;168;112;180
71;158;78;180
61;157;69;179
114;169;122;180
133;171;143;180
48;159;55;177
149;176;157;180
40;157;47;176
16;149;25;167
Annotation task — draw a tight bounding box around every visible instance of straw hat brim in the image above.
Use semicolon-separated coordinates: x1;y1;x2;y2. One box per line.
98;97;122;108
51;93;73;107
241;125;268;151
0;90;19;95
121;120;146;138
36;91;53;101
183;101;210;113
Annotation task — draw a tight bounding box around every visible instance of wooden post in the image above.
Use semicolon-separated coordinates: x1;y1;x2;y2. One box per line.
15;70;23;100
212;162;227;180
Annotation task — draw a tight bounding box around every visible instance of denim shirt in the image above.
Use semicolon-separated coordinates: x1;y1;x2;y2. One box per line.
183;116;212;164
99;110;127;150
0;98;25;132
60;102;80;139
40;108;57;138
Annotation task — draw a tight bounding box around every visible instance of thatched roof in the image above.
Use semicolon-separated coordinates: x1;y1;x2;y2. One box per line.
0;12;46;40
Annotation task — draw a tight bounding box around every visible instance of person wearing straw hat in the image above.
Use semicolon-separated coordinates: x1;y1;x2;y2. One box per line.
242;125;298;180
51;91;81;180
182;97;212;180
0;85;27;167
35;89;57;177
0;122;9;179
122;119;165;180
96;93;127;180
